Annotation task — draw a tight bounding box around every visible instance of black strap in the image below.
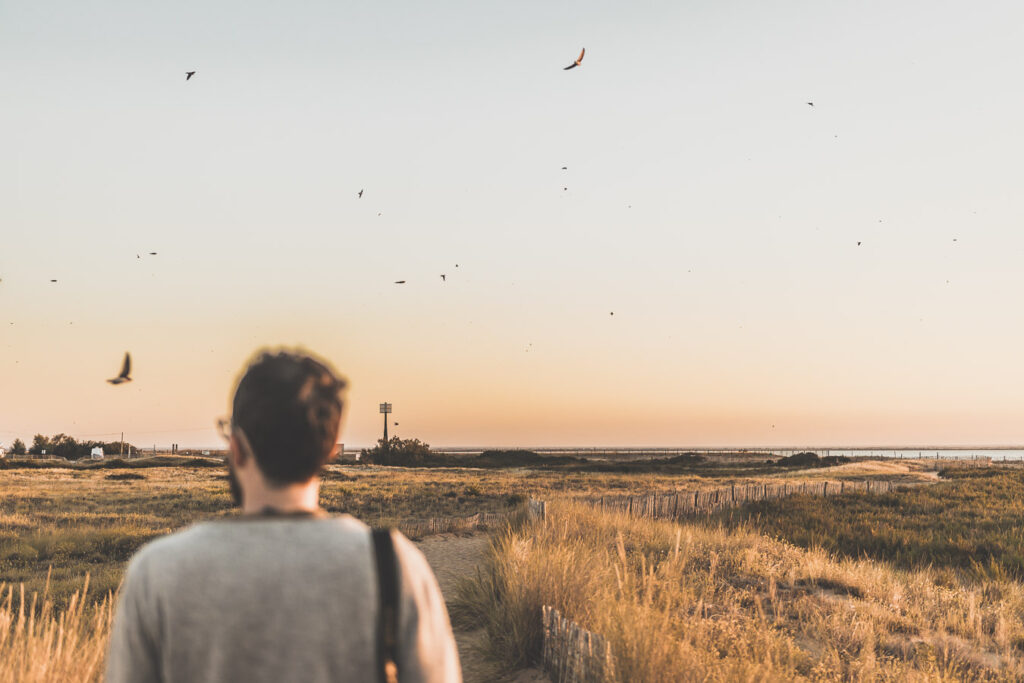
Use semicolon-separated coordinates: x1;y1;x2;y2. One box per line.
372;528;400;683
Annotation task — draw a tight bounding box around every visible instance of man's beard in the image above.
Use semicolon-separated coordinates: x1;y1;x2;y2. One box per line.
226;461;243;508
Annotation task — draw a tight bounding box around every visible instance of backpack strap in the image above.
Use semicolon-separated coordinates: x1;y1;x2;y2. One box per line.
371;528;400;683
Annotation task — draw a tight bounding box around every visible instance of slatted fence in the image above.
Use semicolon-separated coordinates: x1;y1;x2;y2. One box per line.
542;605;615;683
589;479;896;520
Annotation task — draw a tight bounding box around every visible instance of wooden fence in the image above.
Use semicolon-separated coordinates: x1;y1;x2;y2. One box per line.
924;458;991;472
542;605;615;683
589;479;896;520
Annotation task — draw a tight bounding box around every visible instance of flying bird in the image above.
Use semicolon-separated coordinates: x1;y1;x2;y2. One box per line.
610;312;614;316
563;47;585;70
358;189;363;198
440;274;446;282
186;71;196;81
50;279;57;283
857;242;862;246
149;252;157;256
561;166;567;170
394;280;406;284
107;352;132;385
806;102;814;107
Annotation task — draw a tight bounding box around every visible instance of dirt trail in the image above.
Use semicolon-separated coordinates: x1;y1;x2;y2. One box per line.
416;533;547;683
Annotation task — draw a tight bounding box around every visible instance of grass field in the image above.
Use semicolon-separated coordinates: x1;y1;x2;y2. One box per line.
722;468;1024;582
1;455;1004;681
3;456;876;606
456;497;1024;681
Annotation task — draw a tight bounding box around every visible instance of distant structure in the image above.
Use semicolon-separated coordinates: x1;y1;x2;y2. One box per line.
336;443;359;463
380;402;392;442
90;447;105;460
0;446;6;459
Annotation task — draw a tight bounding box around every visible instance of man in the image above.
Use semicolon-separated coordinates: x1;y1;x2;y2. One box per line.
106;349;461;682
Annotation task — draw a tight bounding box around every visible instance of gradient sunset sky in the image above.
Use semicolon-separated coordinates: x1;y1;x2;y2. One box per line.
4;1;1024;448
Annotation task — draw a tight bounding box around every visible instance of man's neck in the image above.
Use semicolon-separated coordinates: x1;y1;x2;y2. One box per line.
242;479;321;516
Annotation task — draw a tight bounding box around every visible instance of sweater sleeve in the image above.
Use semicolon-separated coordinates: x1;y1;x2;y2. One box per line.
105;553;162;683
393;533;462;683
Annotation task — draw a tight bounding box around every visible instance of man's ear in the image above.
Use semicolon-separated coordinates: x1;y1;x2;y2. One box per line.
229;433;247;467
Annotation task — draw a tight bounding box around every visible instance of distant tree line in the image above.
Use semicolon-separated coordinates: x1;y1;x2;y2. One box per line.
4;434;137;459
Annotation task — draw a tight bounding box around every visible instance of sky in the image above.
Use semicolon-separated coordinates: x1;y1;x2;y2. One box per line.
3;0;1024;449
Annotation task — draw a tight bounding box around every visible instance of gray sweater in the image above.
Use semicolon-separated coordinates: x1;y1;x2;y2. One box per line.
105;515;461;683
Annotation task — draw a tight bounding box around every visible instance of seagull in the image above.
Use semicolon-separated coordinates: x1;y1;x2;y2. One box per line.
561;166;567;170
358;189;363;198
806;102;814;107
186;71;196;81
394;280;406;284
50;279;57;283
563;47;585;70
107;352;132;385
149;252;157;256
610;312;614;316
440;274;446;282
857;242;862;246
455;264;459;268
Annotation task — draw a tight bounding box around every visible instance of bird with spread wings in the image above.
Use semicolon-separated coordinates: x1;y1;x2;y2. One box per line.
563;48;585;70
107;352;132;385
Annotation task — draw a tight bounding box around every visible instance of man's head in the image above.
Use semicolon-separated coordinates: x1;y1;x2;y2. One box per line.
229;349;346;496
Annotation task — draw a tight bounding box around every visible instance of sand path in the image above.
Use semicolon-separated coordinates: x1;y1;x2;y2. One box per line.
416;533;547;683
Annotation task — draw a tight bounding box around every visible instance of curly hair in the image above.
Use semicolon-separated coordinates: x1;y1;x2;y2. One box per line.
232;349;347;484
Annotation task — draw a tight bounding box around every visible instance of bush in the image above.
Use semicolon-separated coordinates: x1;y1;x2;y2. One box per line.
773;452;850;468
360;437;446;467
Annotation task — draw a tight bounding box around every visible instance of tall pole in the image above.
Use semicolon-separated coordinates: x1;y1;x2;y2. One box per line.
380;402;392;445
120;432;124;458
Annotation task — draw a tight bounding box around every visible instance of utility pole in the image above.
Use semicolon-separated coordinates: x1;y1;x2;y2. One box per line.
379;403;392;443
120;432;124;458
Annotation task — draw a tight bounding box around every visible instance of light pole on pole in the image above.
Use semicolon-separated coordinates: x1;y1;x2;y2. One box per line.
379;403;392;443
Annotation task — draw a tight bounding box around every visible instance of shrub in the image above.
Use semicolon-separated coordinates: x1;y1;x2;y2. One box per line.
773;452;851;468
360;437;445;467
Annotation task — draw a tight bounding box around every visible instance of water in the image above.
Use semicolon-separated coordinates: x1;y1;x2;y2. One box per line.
811;448;1024;462
431;446;1024;462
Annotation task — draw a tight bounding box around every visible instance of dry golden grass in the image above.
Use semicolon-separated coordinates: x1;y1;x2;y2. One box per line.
456;500;1024;682
770;460;939;484
0;575;113;683
0;459;955;681
1;460;887;602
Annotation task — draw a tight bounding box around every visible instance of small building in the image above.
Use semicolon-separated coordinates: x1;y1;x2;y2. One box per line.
336;443;359;462
90;447;105;460
0;447;6;459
